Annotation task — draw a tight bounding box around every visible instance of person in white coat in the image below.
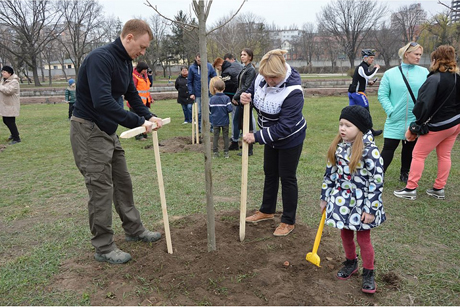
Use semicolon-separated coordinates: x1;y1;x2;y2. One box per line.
0;66;21;145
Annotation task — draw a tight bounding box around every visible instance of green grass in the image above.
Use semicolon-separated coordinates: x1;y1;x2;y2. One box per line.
0;95;459;305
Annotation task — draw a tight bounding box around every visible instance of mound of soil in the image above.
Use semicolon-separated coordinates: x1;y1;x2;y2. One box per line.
50;211;394;305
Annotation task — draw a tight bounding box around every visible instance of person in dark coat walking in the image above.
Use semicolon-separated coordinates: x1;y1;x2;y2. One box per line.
175;66;193;124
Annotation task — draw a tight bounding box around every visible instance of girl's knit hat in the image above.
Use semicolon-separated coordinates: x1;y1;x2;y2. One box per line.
340;105;373;133
68;79;75;85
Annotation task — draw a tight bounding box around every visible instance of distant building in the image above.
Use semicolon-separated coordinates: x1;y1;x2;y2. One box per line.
452;0;460;22
43;59;75;70
269;29;301;59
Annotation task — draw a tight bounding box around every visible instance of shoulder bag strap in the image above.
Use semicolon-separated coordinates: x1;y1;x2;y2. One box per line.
399;66;417;104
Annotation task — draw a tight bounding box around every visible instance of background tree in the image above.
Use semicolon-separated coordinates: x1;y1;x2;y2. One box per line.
58;0;109;78
233;12;271;61
295;23;319;73
391;4;427;43
170;10;198;66
136;15;169;81
372;22;401;68
207;11;270;61
317;0;387;68
0;0;64;86
421;11;458;49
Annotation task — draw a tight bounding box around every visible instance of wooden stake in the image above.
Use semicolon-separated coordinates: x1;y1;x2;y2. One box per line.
152;131;173;254
192;103;196;144
239;103;250;242
192;102;199;143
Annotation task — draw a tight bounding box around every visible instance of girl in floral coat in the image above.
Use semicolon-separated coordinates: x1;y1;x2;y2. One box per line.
320;105;386;294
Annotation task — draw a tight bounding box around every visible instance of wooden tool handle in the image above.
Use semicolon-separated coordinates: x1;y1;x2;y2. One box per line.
239;103;250;242
152;130;173;254
119;118;171;139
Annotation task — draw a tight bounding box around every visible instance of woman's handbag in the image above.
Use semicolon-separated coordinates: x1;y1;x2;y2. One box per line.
409;121;429;135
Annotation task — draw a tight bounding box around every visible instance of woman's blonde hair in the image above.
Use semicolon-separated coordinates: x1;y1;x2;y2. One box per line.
327;132;364;174
259;49;288;79
430;45;459;73
398;42;423;61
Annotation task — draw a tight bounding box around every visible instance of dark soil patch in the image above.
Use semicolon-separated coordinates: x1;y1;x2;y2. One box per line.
49;211;395;305
142;136;204;153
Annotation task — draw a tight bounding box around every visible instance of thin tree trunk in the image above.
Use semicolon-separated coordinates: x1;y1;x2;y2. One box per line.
197;0;216;252
31;57;41;86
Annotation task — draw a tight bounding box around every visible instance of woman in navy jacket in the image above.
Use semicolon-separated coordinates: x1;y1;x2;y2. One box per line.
241;49;307;237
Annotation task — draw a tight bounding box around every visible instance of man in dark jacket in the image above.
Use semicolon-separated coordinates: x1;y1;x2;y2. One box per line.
70;19;163;265
187;53;216;132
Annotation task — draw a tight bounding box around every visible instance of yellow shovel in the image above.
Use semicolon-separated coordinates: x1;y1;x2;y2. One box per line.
306;210;326;267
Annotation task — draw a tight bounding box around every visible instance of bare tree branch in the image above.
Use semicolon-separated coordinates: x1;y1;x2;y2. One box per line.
144;0;198;30
144;0;246;35
437;0;458;12
207;0;246;35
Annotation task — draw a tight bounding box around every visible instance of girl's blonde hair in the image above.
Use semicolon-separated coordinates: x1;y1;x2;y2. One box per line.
430;45;459;73
209;76;224;96
327;131;364;174
259;49;288;79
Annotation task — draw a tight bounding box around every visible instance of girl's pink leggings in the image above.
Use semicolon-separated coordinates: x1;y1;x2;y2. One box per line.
341;229;374;269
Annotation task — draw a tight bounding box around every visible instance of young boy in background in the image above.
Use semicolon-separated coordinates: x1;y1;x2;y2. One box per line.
209;77;232;158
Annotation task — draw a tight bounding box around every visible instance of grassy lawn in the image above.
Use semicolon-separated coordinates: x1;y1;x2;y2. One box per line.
0;95;459;305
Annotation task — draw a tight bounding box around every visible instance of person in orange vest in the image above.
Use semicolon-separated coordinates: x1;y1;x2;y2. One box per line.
127;61;154;140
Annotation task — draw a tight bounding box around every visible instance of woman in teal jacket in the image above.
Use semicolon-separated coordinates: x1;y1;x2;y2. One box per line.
378;42;429;183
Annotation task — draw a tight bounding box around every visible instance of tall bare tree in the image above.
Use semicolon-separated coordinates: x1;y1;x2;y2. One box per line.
391;4;427;43
317;0;387;67
0;0;64;86
372;22;401;68
208;12;270;61
135;15;170;81
58;0;109;78
296;23;319;73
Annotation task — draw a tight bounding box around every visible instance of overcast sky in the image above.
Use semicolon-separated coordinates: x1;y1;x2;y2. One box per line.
99;0;448;29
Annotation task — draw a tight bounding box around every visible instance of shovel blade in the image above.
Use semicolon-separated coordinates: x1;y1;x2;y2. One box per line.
306;252;321;267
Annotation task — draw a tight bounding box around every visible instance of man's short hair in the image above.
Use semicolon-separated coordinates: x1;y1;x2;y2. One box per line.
224;53;234;60
121;19;153;41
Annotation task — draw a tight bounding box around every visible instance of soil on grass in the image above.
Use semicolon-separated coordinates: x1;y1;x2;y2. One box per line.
46;137;402;305
50;210;401;306
143;136;205;153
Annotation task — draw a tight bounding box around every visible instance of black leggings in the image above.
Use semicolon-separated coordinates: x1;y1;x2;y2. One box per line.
381;138;416;174
3;117;20;141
